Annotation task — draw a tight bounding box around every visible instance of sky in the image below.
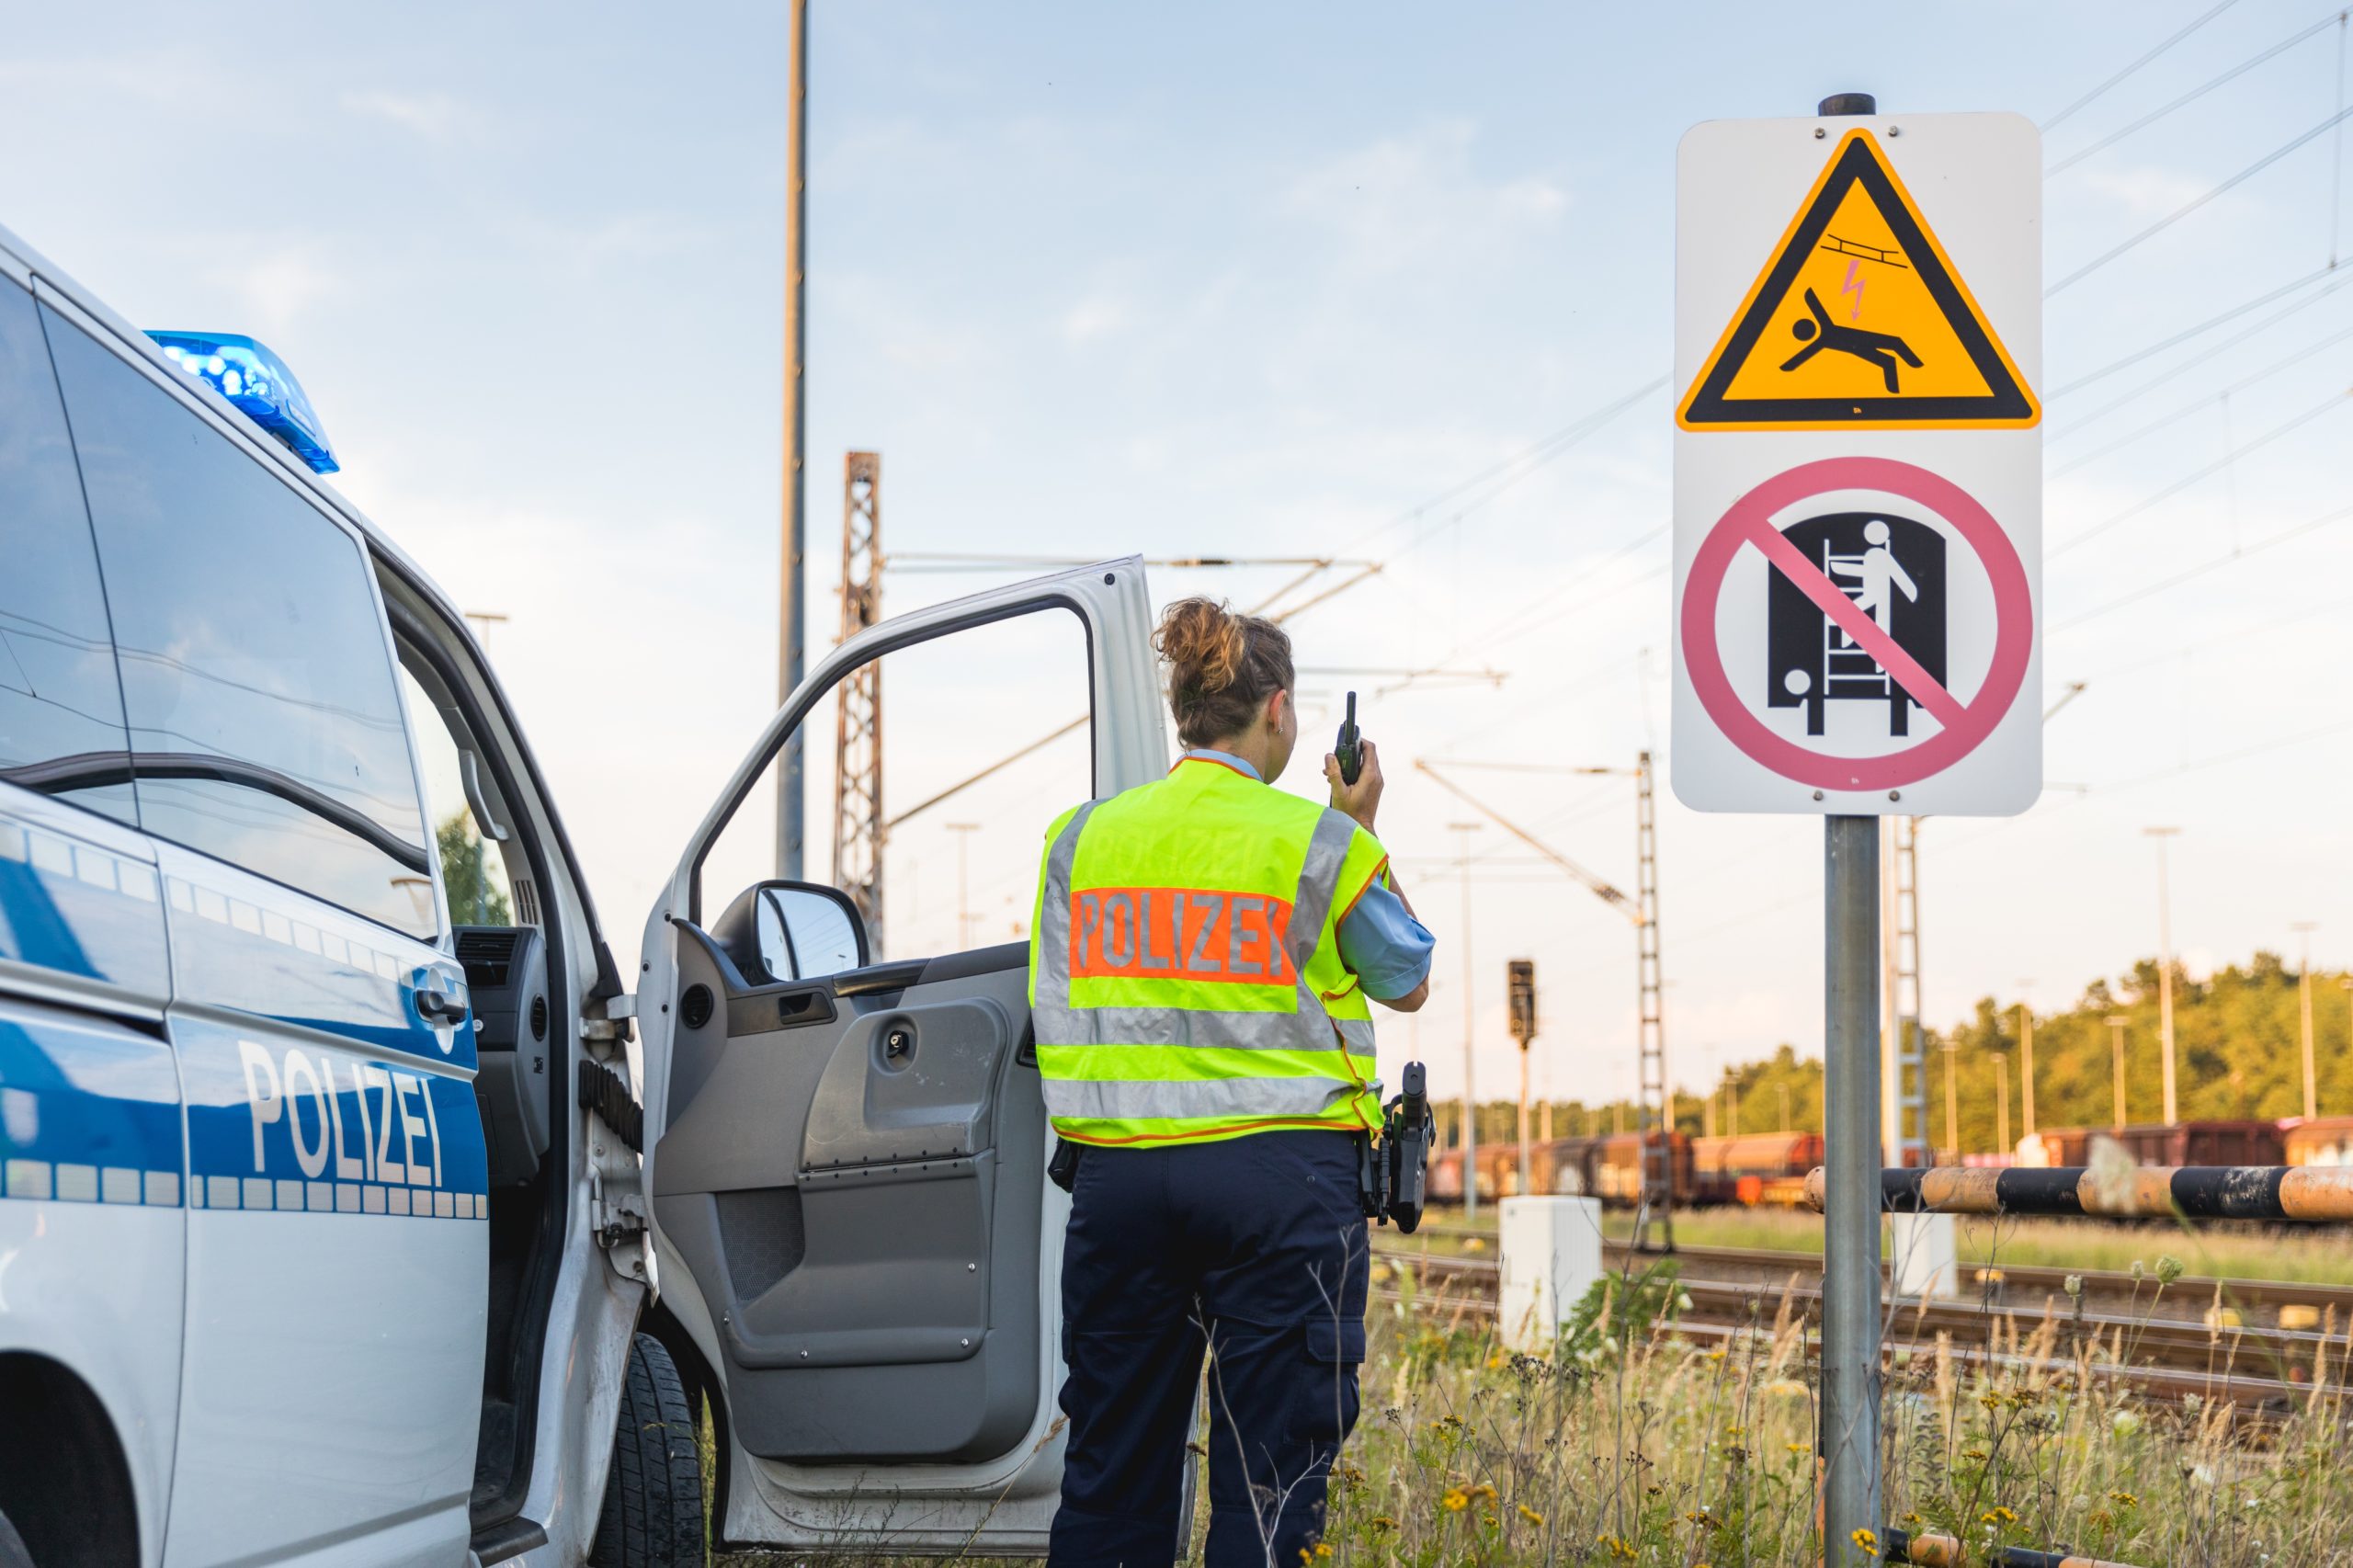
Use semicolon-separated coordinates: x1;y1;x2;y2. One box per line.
4;2;2351;1110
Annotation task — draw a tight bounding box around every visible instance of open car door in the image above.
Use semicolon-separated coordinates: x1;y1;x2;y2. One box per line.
634;560;1165;1552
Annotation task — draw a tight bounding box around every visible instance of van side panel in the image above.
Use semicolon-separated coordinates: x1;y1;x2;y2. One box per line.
157;844;486;1568
0;791;182;1568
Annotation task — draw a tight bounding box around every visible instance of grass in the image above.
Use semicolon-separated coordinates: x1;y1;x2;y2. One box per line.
704;1244;2353;1567
1387;1204;2353;1288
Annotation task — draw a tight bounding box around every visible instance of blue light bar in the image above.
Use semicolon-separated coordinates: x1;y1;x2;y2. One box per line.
143;330;340;474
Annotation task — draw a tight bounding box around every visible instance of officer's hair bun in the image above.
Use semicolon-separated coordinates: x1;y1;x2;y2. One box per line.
1154;597;1295;748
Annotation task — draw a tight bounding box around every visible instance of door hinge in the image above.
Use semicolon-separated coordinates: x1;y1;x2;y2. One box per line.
589;1169;650;1278
578;1058;644;1153
581;991;636;1044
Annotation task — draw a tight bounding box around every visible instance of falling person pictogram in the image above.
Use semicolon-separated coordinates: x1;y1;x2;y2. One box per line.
1779;288;1924;394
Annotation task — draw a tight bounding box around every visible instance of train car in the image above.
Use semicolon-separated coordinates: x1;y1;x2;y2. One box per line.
1591;1131;1695;1207
2016;1127;2094;1167
1690;1132;1824;1205
2282;1115;2353;1167
2113;1119;2284;1166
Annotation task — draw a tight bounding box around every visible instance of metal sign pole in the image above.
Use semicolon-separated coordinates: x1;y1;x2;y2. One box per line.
1812;96;1885;1568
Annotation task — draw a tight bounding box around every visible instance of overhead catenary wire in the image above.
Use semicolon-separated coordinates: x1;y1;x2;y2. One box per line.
2053;493;2353;628
2047;7;2345;175
2049;316;2353;475
2049;271;2353;438
2049;102;2353;295
2049;262;2342;396
2050;384;2352;557
2042;0;2244;131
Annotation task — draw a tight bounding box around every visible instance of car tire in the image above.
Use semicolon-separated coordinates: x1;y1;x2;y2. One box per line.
588;1333;706;1568
0;1509;32;1568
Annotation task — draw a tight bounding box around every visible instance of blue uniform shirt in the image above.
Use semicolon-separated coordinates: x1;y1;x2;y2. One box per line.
1185;749;1436;1002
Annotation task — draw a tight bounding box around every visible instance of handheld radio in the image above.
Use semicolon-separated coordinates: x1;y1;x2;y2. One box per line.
1335;690;1364;786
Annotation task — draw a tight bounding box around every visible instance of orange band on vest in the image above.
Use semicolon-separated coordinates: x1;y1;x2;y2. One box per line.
1068;887;1296;984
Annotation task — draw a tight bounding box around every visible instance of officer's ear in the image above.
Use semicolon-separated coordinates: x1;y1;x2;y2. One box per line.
1265;687;1292;734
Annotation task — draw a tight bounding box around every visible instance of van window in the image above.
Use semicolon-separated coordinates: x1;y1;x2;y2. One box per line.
0;278;135;826
41;308;434;937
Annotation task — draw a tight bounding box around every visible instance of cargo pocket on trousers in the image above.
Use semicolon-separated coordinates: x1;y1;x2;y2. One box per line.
1300;1317;1366;1445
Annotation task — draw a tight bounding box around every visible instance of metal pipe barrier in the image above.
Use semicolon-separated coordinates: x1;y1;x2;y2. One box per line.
1802;1165;2353;1221
1891;1528;2145;1567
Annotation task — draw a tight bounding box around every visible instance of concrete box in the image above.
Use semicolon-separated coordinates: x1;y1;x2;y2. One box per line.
1887;1210;1960;1299
1496;1196;1605;1352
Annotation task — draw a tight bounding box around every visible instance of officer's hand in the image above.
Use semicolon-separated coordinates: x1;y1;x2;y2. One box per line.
1325;739;1383;833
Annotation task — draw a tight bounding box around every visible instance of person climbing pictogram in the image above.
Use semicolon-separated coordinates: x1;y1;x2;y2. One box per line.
1779;288;1923;393
1830;518;1916;633
1767;511;1947;740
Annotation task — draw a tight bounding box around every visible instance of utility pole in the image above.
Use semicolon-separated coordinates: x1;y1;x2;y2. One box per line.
1450;822;1482;1219
947;823;978;950
833;453;884;944
1993;1049;2010;1156
2015;983;2036;1139
1942;1041;1959;1160
776;0;811;881
1884;817;1927;1165
2105;1014;2129;1130
2294;923;2320;1119
2145;827;2182;1123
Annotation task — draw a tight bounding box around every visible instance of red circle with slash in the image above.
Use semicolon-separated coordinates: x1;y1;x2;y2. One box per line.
1680;456;2032;791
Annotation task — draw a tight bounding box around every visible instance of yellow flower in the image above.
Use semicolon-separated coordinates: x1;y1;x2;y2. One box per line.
1368;1515;1399;1534
1517;1504;1545;1527
1441;1488;1469;1513
1313;1546;1334;1560
2109;1490;2139;1509
1961;1448;1988;1461
1852;1527;1880;1558
1468;1483;1498;1503
1981;1506;2018;1526
1786;1441;1810;1455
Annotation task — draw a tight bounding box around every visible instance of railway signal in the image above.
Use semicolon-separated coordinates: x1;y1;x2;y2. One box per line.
1507;960;1537;1196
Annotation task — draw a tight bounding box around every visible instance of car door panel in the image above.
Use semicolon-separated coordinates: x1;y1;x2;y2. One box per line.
637;562;1165;1547
654;926;1043;1464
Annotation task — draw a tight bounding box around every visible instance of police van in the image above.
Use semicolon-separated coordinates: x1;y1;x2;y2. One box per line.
0;219;1169;1565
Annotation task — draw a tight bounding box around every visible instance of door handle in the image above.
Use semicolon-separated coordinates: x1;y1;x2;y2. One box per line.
415;987;469;1024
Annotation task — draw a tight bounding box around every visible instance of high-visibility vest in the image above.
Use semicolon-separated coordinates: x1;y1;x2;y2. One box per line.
1026;755;1391;1147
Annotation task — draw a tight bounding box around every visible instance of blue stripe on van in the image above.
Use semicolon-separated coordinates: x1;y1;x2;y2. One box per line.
0;812;170;996
0;1008;183;1205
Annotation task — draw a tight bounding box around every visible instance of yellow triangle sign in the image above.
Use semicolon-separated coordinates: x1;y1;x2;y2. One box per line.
1678;129;2039;431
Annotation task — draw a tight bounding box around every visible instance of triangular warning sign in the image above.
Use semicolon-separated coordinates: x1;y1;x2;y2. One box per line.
1678;129;2039;431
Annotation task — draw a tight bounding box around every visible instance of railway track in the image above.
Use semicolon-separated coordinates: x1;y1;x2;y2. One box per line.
1385;1226;2353;1331
1370;1246;2352;1415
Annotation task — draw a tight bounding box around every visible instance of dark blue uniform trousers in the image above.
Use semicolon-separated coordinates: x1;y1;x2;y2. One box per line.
1048;1129;1370;1568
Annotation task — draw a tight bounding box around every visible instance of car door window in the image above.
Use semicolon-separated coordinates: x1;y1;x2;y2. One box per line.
704;605;1094;958
41;310;434;937
0;278;135;826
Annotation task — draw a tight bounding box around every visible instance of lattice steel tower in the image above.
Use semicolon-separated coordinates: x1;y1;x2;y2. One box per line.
1632;749;1676;1251
832;452;884;947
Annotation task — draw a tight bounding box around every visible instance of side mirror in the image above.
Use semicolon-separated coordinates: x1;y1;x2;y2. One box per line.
752;881;869;983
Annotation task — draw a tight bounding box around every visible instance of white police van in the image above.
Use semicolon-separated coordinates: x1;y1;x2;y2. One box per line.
0;219;1170;1565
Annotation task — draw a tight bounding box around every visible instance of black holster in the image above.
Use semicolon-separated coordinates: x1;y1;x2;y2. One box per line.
1359;1062;1431;1233
1048;1136;1083;1194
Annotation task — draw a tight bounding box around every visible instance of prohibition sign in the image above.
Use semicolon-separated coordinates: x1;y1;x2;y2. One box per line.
1680;456;2032;793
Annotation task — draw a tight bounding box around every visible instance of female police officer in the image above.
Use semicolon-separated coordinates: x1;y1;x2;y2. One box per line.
1028;597;1434;1566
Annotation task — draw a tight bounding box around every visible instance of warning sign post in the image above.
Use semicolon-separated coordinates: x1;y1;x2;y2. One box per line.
1668;97;2041;1565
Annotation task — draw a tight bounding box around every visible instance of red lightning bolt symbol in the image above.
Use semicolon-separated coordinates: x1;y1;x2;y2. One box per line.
1839;258;1865;322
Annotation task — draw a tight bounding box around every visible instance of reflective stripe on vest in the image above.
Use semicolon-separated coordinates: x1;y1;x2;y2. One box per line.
1030;774;1384;1147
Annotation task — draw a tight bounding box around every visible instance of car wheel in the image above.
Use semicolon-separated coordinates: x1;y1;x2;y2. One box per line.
588;1333;706;1567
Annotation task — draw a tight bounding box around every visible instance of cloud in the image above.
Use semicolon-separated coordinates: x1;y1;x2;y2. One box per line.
203;244;346;337
1060;291;1130;345
340;87;480;143
1280;119;1569;274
